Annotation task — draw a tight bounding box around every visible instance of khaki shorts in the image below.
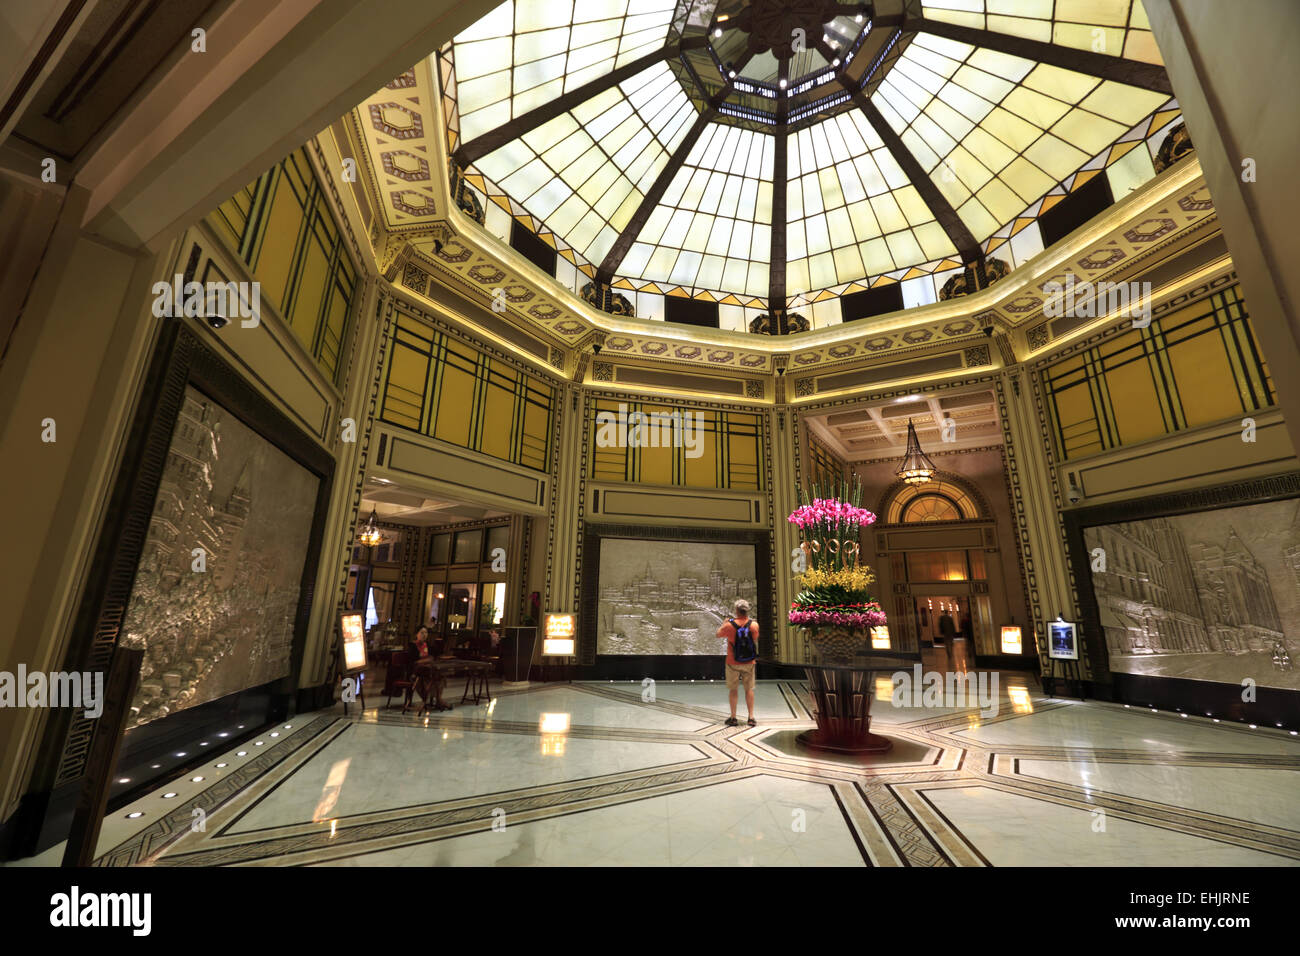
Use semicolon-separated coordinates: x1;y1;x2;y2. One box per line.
725;661;756;691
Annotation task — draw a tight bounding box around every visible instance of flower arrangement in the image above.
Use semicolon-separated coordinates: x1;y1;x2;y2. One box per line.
788;478;887;651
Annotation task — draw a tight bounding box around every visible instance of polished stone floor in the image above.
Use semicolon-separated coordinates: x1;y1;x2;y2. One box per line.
11;676;1300;866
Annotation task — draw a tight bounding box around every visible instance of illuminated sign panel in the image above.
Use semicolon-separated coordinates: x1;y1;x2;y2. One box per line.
339;611;367;674
543;614;575;656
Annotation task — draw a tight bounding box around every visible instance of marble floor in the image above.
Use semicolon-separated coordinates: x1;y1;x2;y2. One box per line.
10;677;1300;866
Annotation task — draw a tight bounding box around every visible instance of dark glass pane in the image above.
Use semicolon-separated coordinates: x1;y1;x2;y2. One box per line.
453;529;484;564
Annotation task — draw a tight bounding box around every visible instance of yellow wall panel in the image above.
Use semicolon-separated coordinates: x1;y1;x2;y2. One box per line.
1105;359;1163;445
480;384;516;461
254;181;304;315
433;366;475;447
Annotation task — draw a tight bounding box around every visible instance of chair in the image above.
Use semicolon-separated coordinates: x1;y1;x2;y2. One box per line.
384;650;415;712
461;660;493;704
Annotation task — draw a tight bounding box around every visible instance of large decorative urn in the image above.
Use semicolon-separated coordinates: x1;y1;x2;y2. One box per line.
788;480;892;754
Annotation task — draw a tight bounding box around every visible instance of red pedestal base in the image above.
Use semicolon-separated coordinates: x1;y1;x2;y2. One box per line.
798;663;893;755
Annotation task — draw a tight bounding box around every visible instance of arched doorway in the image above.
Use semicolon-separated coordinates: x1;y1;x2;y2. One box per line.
873;473;1028;666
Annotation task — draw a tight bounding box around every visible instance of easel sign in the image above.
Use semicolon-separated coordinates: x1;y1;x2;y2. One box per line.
542;613;575;656
339;610;369;674
337;610;369;713
1048;618;1079;660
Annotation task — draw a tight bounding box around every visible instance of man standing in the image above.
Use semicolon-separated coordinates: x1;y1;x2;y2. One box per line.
937;609;956;647
718;599;759;727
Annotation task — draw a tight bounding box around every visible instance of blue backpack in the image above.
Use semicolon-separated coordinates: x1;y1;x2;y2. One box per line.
730;618;758;663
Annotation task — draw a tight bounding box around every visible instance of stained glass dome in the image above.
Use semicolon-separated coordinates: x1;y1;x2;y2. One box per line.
441;0;1178;328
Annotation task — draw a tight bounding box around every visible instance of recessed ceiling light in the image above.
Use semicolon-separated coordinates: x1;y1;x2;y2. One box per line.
191;776;204;783
713;27;721;37
126;812;144;819
118;778;130;784
255;741;264;746
270;732;279;738
216;763;228;769
236;751;248;756
162;793;177;799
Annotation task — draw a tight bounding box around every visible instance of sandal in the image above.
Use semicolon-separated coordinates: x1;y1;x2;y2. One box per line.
724;717;739;726
746;717;757;727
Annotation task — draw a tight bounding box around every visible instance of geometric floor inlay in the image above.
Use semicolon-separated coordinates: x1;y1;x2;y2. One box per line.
8;677;1299;867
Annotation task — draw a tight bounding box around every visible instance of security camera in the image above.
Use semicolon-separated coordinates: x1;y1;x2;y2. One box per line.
982;325;994;337
204;290;230;330
1066;479;1082;505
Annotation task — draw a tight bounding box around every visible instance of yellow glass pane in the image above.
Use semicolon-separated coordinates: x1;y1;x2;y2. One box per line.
1106;358;1163;445
1167;330;1240;427
254;177;306;315
480;381;516;461
291;236;330;343
433;365;476;448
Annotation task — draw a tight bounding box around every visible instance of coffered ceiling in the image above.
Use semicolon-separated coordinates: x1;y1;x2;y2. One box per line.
805;386;1001;458
361;477;509;526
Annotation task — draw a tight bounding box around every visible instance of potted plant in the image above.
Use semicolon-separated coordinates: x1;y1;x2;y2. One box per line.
787;478;887;665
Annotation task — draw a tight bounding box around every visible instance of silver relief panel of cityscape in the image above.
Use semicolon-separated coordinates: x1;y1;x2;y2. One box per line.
120;386;320;729
597;538;758;656
1084;498;1300;690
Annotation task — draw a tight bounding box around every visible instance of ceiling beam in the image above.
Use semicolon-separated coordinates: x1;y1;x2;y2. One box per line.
595;77;742;283
594;106;716;283
455;45;677;166
768;58;789;316
907;17;1173;94
838;77;983;264
866;407;894;443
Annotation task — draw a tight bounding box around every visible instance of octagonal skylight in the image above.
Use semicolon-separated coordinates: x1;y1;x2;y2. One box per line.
438;0;1180;329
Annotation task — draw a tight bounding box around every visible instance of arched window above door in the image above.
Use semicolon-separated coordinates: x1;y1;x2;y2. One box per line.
884;479;981;524
903;494;963;523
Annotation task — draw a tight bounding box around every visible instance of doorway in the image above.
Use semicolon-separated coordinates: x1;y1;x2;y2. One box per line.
915;595;971;647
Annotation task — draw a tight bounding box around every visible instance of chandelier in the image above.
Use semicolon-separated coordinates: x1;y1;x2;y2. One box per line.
358;508;385;548
896;419;937;486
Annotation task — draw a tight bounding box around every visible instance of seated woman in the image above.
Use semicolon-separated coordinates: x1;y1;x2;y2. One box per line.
410;626;452;711
411;626;431;659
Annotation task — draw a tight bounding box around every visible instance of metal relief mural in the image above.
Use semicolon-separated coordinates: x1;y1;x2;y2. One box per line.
1084;499;1300;690
597;538;757;656
120;386;320;729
